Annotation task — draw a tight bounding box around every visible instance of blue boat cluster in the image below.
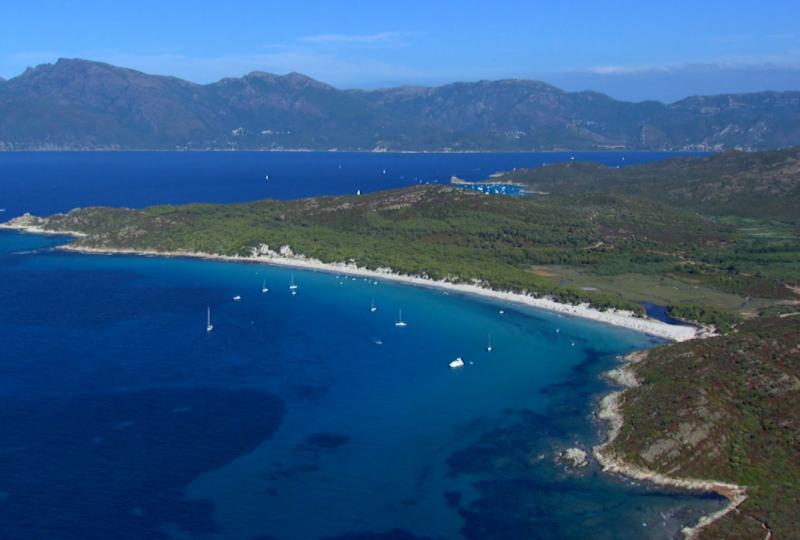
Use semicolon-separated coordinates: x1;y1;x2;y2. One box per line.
456;183;526;196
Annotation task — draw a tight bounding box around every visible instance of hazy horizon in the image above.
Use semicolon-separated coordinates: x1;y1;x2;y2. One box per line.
5;56;800;105
2;0;798;103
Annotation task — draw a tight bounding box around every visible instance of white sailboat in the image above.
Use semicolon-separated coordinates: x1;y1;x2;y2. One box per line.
289;274;298;291
370;298;378;312
206;307;214;333
394;309;407;327
486;334;493;352
262;279;269;293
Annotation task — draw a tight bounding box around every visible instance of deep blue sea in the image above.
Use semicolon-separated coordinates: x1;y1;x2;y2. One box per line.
0;152;722;540
0;151;705;217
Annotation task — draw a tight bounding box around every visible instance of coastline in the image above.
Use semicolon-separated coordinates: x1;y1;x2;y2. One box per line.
0;148;714;154
594;351;748;539
3;220;739;536
449;175;529;189
0;223;701;342
0;221;698;341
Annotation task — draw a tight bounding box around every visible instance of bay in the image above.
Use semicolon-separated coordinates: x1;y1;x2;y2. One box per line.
0;151;722;539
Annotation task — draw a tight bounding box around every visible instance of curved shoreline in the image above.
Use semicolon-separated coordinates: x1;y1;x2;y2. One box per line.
49;241;699;342
4;222;734;537
0;220;699;341
594;351;748;538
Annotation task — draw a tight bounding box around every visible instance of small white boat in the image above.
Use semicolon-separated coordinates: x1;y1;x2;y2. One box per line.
370;298;378;312
499;310;505;315
394;309;407;327
206;307;214;333
486;335;493;352
356;189;361;196
289;274;298;291
382;169;387;174
265;174;270;180
261;279;269;293
233;295;242;301
449;357;465;368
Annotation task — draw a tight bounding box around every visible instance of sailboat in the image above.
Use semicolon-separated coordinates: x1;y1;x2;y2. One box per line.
370;298;378;312
289;274;298;291
262;279;269;293
486;334;493;352
206;307;214;333
394;309;407;327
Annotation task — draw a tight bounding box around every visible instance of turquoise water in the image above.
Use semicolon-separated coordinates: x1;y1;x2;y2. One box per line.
0;230;724;539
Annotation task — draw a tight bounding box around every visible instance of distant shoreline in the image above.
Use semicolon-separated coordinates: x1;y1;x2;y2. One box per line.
448;175;529;188
0;148;715;155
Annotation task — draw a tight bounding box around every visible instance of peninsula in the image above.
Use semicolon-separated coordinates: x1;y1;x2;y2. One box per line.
3;148;799;537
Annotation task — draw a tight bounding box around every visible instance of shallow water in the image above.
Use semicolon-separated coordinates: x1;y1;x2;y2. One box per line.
0;230;724;539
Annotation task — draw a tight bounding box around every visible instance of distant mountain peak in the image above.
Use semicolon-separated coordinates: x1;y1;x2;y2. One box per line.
11;58;198;92
55;57;97;67
242;70;331;90
15;58;126;80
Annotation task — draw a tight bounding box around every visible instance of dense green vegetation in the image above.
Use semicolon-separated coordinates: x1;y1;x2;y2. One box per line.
666;304;742;332
499;147;800;223
30;181;797;320
612;314;800;539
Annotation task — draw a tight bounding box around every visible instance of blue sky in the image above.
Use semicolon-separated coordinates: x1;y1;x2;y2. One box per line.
1;0;799;101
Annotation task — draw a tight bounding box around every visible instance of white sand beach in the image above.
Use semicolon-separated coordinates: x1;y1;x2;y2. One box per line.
56;241;700;342
0;216;700;342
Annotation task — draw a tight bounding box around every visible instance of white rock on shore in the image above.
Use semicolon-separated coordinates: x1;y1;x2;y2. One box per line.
593;351;748;539
558;447;589;469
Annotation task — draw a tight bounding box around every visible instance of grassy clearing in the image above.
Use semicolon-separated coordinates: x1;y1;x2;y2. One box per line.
529;266;775;316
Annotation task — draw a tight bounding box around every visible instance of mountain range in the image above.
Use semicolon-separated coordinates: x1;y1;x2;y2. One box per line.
1;58;799;151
